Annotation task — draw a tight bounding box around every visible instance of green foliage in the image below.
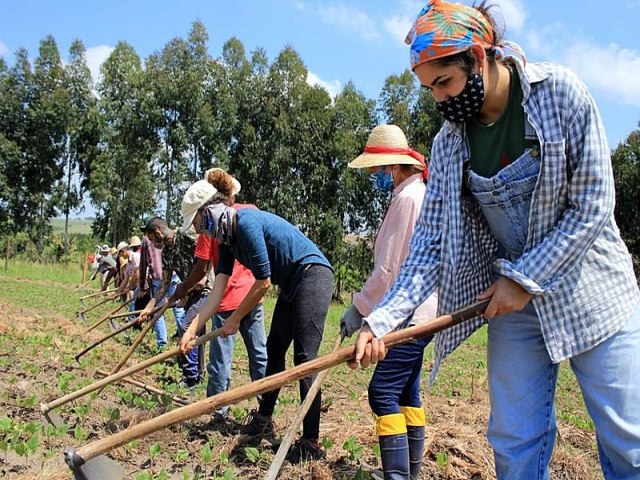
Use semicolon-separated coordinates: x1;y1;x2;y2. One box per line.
0;417;43;461
436;450;449;471
342;436;364;462
611;126;640;276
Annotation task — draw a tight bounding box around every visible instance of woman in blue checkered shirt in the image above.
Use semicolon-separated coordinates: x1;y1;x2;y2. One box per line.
351;1;640;479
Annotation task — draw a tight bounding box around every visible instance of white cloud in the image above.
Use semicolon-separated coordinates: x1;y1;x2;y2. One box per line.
523;24;640;108
85;45;114;85
295;2;380;42
307;71;342;98
563;42;640;107
0;40;9;58
492;0;527;33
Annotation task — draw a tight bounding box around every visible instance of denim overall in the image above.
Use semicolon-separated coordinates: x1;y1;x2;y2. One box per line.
467;149;640;479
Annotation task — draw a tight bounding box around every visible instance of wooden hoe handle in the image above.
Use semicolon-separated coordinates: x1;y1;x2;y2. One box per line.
64;300;489;467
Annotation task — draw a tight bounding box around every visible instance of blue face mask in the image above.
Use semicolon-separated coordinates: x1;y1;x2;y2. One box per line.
370;169;393;192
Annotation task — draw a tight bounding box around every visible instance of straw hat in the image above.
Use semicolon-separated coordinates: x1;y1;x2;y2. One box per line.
348;124;425;170
129;235;141;248
116;241;129;252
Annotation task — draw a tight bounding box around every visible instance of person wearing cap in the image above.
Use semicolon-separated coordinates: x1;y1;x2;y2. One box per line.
113;241;130;299
138;216;215;386
179;168;333;461
137;225;169;349
90;244;111;283
340;124;438;480
94;245;118;291
172;168;268;407
352;1;640;478
119;235;142;318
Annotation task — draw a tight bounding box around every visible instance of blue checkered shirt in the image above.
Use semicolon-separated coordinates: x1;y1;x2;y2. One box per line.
364;58;640;382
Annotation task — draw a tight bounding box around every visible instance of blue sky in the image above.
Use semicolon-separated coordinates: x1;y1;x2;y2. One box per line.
1;1;639;154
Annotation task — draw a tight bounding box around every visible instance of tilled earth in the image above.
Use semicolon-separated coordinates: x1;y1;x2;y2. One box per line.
0;281;602;480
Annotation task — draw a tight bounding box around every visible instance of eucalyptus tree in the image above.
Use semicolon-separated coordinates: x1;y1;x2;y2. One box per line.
377;70;416;131
611;126;640;273
0;51;32;235
330;81;378;297
225;38;270;203
145;38;192;224
59;39;99;255
92;41;156;243
408;85;442;162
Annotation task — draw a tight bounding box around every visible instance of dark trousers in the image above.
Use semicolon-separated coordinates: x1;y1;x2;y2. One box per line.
259;265;334;440
368;335;433;416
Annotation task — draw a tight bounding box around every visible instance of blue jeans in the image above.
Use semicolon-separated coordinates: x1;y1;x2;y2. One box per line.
368;336;433;416
470;151;640;478
207;304;268;414
167;272;185;332
488;303;640;479
150;279;167;348
178;294;206;381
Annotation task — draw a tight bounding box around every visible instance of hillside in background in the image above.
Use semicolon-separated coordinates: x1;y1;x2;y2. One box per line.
50;218;94;236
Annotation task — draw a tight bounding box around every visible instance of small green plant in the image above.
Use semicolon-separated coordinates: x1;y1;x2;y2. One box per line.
200;442;213;464
321;436;334;450
56;372;75;393
436;450;449;471
149;442;161;466
174;448;189;463
214;469;234;480
244;446;260;464
342;436;364;462
372;443;381;457
73;424;87;441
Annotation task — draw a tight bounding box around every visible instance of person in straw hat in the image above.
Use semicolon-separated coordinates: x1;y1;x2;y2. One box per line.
341;124;438;480
352;1;640;478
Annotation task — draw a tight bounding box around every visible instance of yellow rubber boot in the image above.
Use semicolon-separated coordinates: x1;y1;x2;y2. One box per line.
375;413;409;479
401;406;426;480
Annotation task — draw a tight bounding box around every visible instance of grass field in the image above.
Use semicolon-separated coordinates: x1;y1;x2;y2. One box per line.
49;218;94;236
0;261;602;479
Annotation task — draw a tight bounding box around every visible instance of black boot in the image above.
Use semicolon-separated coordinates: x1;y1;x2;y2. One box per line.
406;425;425;479
376;413;409;480
378;433;410;479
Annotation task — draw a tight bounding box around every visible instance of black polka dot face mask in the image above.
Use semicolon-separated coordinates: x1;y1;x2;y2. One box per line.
435;73;485;123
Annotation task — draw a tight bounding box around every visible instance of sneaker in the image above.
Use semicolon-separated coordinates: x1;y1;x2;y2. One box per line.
286;438;325;463
178;377;202;390
241;409;274;436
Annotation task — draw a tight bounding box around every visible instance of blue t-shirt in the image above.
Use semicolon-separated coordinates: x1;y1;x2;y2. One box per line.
216;209;332;301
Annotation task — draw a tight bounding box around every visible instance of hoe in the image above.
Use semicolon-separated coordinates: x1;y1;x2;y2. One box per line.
63;300;489;480
41;325;222;428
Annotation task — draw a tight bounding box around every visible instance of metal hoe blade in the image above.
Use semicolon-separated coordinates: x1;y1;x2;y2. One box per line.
108;318;119;331
42;407;65;428
65;448;124;480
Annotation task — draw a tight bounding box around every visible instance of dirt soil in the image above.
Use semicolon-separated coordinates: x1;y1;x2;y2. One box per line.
0;287;603;480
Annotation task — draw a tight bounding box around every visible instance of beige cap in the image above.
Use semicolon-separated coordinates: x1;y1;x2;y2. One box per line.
180;180;217;233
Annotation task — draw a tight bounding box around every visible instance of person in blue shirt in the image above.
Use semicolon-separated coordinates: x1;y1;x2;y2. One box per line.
179;171;334;462
351;1;640;479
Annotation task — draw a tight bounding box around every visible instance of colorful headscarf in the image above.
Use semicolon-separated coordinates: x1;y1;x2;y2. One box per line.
405;0;525;69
